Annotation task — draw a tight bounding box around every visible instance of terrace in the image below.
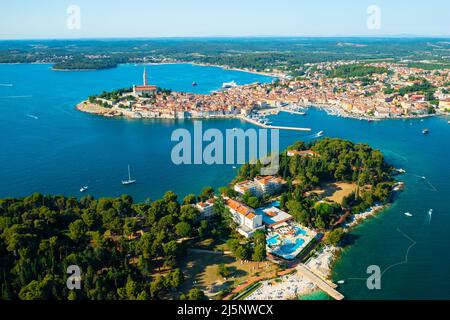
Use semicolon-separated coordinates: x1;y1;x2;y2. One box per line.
254;202;318;261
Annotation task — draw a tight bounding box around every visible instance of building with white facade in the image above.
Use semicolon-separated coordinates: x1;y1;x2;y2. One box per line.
195;199;216;218
234;176;287;198
226;199;265;238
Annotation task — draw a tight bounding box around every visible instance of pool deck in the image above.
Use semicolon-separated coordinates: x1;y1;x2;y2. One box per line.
266;224;317;260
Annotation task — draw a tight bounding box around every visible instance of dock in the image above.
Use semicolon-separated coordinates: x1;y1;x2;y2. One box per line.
279;109;307;116
297;264;345;300
240;116;311;132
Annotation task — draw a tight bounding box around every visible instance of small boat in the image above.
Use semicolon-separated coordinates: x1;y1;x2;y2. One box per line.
192;81;198;87
429;209;433;216
404;212;413;217
422;129;429;135
448;120;450;124
122;165;137;185
394;168;406;174
232;166;237;169
222;81;238;89
337;280;345;285
316;131;324;137
26;114;39;120
80;186;89;193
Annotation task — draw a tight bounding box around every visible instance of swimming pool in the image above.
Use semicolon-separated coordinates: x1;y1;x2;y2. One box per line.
270;201;281;208
279;238;305;255
267;234;280;245
294;226;307;236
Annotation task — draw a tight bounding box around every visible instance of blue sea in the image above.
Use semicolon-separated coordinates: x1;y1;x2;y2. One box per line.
1;63;449;299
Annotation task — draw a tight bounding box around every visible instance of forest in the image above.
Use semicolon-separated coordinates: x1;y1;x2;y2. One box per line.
236;138;394;231
0;138;395;299
0;190;231;300
1;38;449;74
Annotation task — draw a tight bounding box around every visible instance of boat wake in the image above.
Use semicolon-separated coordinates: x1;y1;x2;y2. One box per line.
345;229;417;283
26;114;39;120
302;131;324;140
0;95;33;99
407;173;438;192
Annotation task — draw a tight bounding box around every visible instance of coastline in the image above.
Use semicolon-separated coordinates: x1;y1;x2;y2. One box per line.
76;98;441;123
73;65;409;300
242;200;395;301
144;61;283;79
293;203;391;300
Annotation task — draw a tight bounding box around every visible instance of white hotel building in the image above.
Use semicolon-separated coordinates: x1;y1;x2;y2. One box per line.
226;199;265;238
234;176;287;198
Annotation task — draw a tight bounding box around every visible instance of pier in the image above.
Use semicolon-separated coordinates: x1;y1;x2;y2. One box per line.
279;109;307;116
296;264;345;300
240;116;311;132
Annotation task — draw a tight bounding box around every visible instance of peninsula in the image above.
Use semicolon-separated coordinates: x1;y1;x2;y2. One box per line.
0;138;399;301
77;62;450;121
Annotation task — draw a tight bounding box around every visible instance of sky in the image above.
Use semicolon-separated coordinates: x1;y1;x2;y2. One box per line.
0;0;449;40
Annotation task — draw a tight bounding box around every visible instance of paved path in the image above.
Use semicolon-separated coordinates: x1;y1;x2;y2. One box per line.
296;264;344;300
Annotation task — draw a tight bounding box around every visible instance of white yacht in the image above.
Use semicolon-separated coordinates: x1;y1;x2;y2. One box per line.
122;165;137;185
222;81;238;89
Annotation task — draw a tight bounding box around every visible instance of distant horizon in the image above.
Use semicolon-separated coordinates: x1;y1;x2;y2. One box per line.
2;34;450;42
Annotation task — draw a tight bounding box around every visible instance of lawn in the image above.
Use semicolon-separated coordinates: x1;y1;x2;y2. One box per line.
179;250;279;298
312;182;357;204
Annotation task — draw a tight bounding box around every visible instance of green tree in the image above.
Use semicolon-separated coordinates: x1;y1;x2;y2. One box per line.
175;222;192;238
324;228;345;246
187;288;205;300
183;194;197;205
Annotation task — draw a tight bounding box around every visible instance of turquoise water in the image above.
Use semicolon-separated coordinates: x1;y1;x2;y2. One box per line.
294;226;307;236
1;63;450;299
267;235;280;246
280;238;305;254
299;291;333;300
271;200;281;208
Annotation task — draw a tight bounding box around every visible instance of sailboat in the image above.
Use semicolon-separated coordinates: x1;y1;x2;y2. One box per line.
122;165;137;185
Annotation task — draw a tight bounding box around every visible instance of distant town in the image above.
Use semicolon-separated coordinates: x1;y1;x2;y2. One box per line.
77;61;450;121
